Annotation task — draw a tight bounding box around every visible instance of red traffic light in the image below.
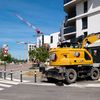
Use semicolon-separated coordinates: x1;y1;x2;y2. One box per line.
2;44;8;56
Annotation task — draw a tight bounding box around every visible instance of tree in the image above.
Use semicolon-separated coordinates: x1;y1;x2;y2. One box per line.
29;46;49;62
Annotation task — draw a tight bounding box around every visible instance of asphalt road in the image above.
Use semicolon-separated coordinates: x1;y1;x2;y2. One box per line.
0;84;100;100
0;63;100;100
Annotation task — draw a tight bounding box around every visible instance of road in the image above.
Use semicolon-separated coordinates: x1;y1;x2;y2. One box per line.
0;83;100;100
0;63;100;100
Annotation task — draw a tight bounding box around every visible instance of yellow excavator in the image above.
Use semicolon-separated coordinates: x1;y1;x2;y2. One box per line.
45;32;100;84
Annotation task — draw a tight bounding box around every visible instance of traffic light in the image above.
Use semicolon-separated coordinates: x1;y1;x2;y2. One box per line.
2;44;8;57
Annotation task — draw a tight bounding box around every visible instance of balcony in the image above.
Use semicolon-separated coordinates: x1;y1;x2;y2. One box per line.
64;0;73;4
68;6;76;19
64;26;76;34
64;0;82;12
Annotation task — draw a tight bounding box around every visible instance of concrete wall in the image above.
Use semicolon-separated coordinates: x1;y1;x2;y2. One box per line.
88;12;100;34
76;1;84;16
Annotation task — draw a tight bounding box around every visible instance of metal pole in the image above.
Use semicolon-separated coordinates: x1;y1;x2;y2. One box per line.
34;71;37;83
10;70;13;81
4;71;6;80
4;62;6;80
20;71;22;82
0;70;3;78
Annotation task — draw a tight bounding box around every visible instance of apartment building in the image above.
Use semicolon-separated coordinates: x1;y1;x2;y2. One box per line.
27;43;36;61
37;35;50;47
63;0;100;42
50;32;60;48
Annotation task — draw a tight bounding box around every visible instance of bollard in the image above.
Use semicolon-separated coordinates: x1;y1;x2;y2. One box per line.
10;70;13;81
20;71;22;82
34;71;37;83
4;70;6;80
0;70;3;78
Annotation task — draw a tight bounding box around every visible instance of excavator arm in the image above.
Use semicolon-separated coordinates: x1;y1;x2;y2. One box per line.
82;32;100;48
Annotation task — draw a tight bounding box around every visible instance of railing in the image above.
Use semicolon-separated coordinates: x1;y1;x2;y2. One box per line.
64;26;76;34
64;0;72;4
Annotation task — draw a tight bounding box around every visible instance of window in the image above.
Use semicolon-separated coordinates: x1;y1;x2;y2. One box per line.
42;35;44;45
84;1;88;13
50;36;53;43
82;17;88;29
84;51;91;60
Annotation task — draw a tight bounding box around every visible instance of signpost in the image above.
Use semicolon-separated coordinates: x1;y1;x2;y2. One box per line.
2;44;8;79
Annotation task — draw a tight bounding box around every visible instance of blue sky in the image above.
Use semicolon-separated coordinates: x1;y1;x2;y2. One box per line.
0;0;65;59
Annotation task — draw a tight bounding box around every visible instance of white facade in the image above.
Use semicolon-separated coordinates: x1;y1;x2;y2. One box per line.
64;0;100;40
76;0;100;37
50;32;60;48
27;43;36;61
28;43;36;51
37;35;50;47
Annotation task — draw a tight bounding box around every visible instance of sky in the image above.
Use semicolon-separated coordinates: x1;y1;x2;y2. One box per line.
0;0;65;59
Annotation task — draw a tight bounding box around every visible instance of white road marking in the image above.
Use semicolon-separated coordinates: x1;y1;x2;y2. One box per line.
0;80;19;85
0;83;12;88
0;79;20;91
0;88;4;91
6;78;30;83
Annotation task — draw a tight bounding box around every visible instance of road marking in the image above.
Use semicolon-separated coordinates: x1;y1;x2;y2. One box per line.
6;78;30;83
0;83;12;88
0;80;19;85
0;88;4;91
0;79;20;91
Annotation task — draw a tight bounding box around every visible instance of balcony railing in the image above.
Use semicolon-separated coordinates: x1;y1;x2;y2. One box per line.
64;0;72;4
64;26;76;34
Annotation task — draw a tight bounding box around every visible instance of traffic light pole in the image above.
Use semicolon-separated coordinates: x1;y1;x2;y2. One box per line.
4;61;7;79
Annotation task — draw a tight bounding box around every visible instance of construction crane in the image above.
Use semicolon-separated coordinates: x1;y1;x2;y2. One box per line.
14;14;44;47
15;13;43;35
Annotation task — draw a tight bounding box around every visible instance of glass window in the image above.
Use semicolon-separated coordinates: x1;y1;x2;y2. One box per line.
84;1;88;13
84;51;91;60
50;36;53;43
82;17;88;29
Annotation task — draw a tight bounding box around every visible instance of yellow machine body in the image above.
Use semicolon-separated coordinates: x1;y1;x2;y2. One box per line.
49;48;93;66
45;33;100;84
82;33;100;48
